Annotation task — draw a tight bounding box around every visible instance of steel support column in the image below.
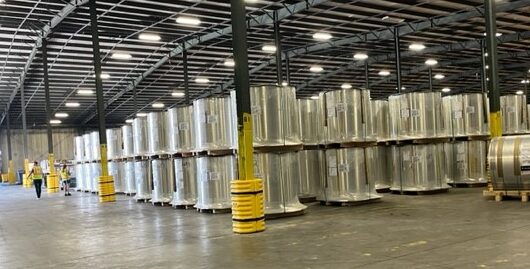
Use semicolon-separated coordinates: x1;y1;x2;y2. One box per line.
365;62;369;89
6;111;11;161
394;27;402;94
480;40;488;93
43;39;59;192
485;0;502;137
183;45;190;105
89;0;115;202
428;67;433;91
229;0;265;234
285;55;291;85
274;11;283;85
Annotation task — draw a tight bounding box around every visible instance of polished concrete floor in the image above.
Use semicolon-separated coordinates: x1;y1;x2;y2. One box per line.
1;186;530;269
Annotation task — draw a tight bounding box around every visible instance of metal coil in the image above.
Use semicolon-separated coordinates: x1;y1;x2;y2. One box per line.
83;163;91;192
167;106;196;153
75;164;84;191
366;146;392;190
106;128;122;160
297;150;324;199
82;134;92;161
489;136;530;190
372;100;391;142
147;112;169;155
193;96;236;151
298;99;322;145
90;162;101;193
195;155;235;210
501;95;528;135
132;117;149;156
74;136;84;162
89;131;100;161
171;157;197;206
151;158;174;203
123;161;136;195
133;160;152;200
108;161;124;193
444;141;487;184
121;125;134;158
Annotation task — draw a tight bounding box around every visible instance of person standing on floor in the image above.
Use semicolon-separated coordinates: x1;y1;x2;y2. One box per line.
27;161;43;199
60;164;72;196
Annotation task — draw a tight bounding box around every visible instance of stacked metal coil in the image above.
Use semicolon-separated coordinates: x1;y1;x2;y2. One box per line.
75;164;84;191
132;117;149;156
501;94;528;135
167;106;196;153
372;100;391;142
441;97;454;138
134;160;152;201
445;95;465;137
297;150;324;199
108;161;123;193
83;163;92;192
298;99;323;145
123;161;136;195
321;148;381;202
254;152;307;215
195;155;235;210
171;157;197;207
121;125;134;158
106;128;122;160
89;131;100;161
147;112;169;155
489;135;530;190
366;146;392;191
390;144;450;192
90;162;101;193
193;96;236;151
444;93;489;137
325;89;375;143
444;141;487;184
250;85;301;147
82;134;92;161
151;158;174;204
74;136;84;162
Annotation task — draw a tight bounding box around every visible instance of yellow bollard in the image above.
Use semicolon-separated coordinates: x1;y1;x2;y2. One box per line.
23;159;31;188
98;144;116;203
47;174;59;193
8;160;15;185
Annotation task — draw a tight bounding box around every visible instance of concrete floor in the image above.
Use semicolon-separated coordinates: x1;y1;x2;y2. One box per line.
1;186;530;269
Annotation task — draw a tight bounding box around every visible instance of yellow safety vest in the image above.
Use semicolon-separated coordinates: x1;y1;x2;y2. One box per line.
33;166;43;180
61;169;70;180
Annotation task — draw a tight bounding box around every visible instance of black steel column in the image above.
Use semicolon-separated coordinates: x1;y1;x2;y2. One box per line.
480;40;487;93
133;86;137;116
182;44;190;105
273;11;283;85
6;110;11;161
231;0;251;120
89;0;107;147
20;84;28;160
365;62;369;89
43;39;53;154
394;27;402;94
484;0;501;136
428;67;433;91
285;55;290;85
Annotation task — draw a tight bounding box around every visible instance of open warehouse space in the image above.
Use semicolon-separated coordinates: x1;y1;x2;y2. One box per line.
2;0;530;268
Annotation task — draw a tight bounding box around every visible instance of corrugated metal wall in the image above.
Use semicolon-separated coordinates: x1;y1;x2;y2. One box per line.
0;128;79;172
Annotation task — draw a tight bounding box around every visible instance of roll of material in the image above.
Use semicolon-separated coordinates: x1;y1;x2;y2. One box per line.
90;131;100;161
133;117;149;156
123;161;136;195
298;98;323;145
121;125;134;158
151;158;174;204
83;163;92;192
106;128;122;160
251;85;301;147
171;157;197;206
489;136;530;190
366;146;392;190
297;150;324;198
445;95;465;137
444;93;490;137
501;95;528;135
147;112;169;155
254;152;307;215
372;100;391;142
167;106;196;153
325;89;375;143
83;134;92;161
390;144;450;192
193;96;236;151
389;92;447;140
108;161;124;193
441;96;454;138
134;160;152;200
321;148;381;202
90;162;101;193
445;141;487;184
74;136;84;162
195;155;235;210
75;164;84;191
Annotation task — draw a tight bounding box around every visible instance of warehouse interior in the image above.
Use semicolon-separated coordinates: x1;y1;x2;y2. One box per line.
2;0;530;268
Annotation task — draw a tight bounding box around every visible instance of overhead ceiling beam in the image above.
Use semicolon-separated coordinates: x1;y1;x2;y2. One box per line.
197;0;530;99
0;0;89;126
82;0;328;124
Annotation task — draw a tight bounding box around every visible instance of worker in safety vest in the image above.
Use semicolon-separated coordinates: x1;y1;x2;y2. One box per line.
60;164;72;196
27;161;43;199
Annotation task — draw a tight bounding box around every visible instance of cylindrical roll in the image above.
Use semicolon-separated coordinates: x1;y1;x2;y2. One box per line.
123;161;136;195
441;96;454;138
489;136;530;190
106;128;122;160
372;100;391;142
83;163;92;192
195;155;235;210
193;96;236;151
90;131;100;161
325;89;375;143
297;150;324;199
251;85;301;147
75;164;84;191
464;93;489;136
147;112;169;155
121;125;134;158
74;136;84;162
298;99;322;145
90;162;101;193
171;157;197;206
167;106;196;153
133;117;149;156
83;134;92;161
501;94;528;135
134;160;152;200
108;161;124;193
366;146;392;190
151;158;174;203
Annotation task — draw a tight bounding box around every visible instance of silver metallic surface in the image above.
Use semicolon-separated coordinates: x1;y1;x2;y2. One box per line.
464;93;489;136
447;95;465;137
441;96;453;138
108;161;124;193
297;150;324;198
195;155;235;210
171;157;197;206
445;141;487;184
321;148;381;202
82;133;92;161
74;163;84;191
390;144;451;191
501;95;528;135
151;158;174;204
167;106;196;153
121;125;134;158
366;146;392;190
255;152;307;215
106;128;122;160
89;131;100;161
298;99;323;145
132;117;149;156
82;163;91;192
372;100;391;142
90;162;100;193
134;160;152;201
147;112;169;155
193;96;236;151
489;135;530;190
74;136;84;162
123;161;136;195
325;89;375;143
251;85;301;147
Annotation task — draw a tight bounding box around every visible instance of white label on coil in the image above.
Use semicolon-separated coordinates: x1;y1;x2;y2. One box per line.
327;107;336;118
520;145;530;175
208;172;219;181
457;144;466;154
251;105;261;115
466;106;475;114
328;168;337;177
507;107;516;113
412;155;421;162
457;153;466;162
206;115;218;124
338;164;349;173
179;122;189;131
410;109;420;117
328;155;337;168
336;103;346;113
401;109;410;118
177;181;184;189
403;152;411;162
453;111;463;119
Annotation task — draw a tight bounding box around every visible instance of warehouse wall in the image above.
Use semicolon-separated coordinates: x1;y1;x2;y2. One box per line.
0;128;79;172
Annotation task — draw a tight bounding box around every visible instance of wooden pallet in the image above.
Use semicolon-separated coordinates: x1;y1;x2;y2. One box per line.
324;141;378;149
149;154;172;160
449;182;488;188
452;135;490;142
376;187;392;193
173;204;195;210
152;201;171;206
483;190;530;202
133;155;150;161
391;188;450;195
135;198;150;203
254;144;303;153
124;192;136;196
198;149;237;157
319;198;381;207
173;152;197;158
393;137;451;145
302;144;323;151
196;208;232;214
298;196;317;204
265;209;306;219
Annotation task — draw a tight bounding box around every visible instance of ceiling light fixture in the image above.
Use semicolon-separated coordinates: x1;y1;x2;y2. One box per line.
139;33;161;41
111;53;132;60
442;88;451;93
521;80;530;84
313;32;332;41
50;119;62;124
136;112;148;117
152;103;165;108
341;83;352;89
425;59;438;66
516;90;524;95
125;119;134;124
77;89;94;95
378;70;390;76
310;66;324;73
55;113;69;118
282;82;288;86
310;95;320;100
483;32;502;37
65;102;80;107
224;59;235;67
172;91;185;97
195;77;210;84
353;53;368;60
262;45;277;53
409;43;426;51
434;74;445;80
176;16;201;25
